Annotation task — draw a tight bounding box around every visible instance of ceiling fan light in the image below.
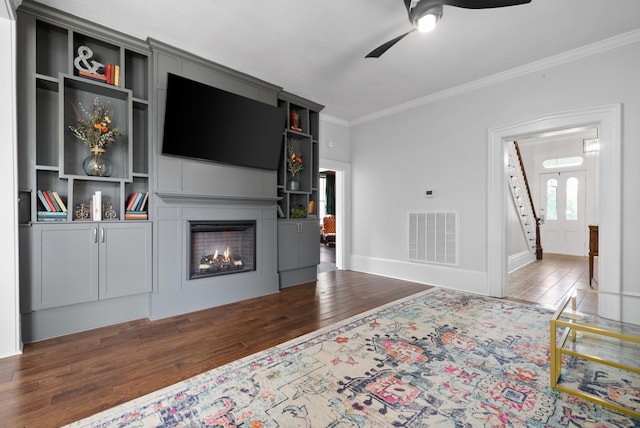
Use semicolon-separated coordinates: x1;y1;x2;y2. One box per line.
417;13;438;32
411;2;443;33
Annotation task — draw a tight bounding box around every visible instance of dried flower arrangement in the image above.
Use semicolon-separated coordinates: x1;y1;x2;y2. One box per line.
68;97;122;150
287;138;304;177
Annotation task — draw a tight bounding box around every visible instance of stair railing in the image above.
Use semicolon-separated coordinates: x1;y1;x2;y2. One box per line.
507;141;543;259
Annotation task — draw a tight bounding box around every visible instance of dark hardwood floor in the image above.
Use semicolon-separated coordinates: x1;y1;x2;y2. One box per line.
0;271;430;427
318;242;337;273
0;253;597;427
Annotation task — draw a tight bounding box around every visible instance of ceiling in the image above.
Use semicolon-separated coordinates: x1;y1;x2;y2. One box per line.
18;0;640;122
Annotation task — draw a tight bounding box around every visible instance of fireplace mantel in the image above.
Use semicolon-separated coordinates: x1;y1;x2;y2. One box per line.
156;192;279;205
152;189;280;320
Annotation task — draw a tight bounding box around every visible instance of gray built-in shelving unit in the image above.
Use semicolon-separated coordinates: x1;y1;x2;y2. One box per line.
17;1;152;342
15;0;325;341
277;92;324;288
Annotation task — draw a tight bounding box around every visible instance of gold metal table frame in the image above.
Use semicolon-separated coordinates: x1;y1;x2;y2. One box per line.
550;288;640;418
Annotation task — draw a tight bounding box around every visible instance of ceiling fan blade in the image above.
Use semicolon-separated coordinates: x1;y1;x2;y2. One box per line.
404;0;412;14
444;0;531;8
365;30;415;58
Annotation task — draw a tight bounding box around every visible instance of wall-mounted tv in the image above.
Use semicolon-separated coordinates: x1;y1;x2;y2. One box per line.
161;73;285;171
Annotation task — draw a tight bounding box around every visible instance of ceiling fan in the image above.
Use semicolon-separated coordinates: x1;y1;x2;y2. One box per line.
365;0;532;58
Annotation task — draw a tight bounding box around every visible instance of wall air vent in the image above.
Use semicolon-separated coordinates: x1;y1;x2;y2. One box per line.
408;211;458;266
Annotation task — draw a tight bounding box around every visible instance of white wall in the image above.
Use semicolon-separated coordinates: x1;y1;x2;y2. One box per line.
319;114;350;163
319;115;351;269
349;42;640;301
0;3;21;358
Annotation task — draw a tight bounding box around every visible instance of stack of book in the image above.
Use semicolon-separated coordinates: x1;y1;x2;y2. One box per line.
104;63;121;86
37;190;67;221
78;63;120;86
124;192;149;220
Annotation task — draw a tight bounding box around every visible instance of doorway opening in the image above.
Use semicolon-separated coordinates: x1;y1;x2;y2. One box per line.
319;170;337;273
488;104;621;321
318;159;351;272
507;127;599;311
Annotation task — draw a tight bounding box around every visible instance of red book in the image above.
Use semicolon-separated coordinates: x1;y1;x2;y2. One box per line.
126;192;139;211
104;64;112;85
37;190;52;212
78;70;106;81
131;193;144;211
43;191;57;212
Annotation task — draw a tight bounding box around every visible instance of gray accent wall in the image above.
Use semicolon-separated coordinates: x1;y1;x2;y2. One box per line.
149;40;282;319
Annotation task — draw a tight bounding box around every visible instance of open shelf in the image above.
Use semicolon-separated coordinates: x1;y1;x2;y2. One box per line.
60;74;132;180
277;93;322;221
19;11;151;224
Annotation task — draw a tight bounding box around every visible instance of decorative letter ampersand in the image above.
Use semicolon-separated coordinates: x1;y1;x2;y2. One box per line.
73;46;105;75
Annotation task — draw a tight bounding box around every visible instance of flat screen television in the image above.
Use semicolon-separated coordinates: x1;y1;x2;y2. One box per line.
161;73;285;170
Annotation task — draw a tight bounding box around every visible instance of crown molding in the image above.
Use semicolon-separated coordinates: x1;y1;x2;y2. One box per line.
2;0;16;20
320;113;350;127
350;29;640;127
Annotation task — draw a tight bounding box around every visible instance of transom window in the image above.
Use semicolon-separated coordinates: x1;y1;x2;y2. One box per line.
542;156;583;169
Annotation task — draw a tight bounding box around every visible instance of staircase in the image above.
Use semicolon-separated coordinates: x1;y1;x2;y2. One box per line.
507;141;542;267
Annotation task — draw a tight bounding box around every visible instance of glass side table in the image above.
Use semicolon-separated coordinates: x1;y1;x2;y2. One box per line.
550;288;640;418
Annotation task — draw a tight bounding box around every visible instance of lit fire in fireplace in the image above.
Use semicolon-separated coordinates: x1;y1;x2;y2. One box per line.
199;246;244;272
190;220;255;279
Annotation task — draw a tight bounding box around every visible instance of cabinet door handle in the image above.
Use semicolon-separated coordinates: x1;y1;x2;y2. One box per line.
100;227;105;243
93;227;98;243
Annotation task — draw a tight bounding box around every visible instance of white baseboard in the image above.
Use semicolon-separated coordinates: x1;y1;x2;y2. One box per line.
599;291;640;325
621;293;640;325
350;255;488;296
508;250;536;273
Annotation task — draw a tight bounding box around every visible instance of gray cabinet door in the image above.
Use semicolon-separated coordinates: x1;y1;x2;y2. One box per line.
100;222;152;299
37;224;99;309
278;221;301;271
29;222;152;310
299;220;320;268
278;220;320;271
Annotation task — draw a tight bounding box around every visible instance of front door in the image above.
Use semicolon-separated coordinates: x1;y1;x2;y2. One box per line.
539;170;586;256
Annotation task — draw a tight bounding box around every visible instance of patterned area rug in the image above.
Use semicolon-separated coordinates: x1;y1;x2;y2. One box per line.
67;288;639;427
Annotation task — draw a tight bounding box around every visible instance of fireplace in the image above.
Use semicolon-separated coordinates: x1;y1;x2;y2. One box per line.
189;220;256;280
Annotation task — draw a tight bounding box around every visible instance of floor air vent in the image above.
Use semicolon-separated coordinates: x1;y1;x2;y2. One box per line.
409;211;458;266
